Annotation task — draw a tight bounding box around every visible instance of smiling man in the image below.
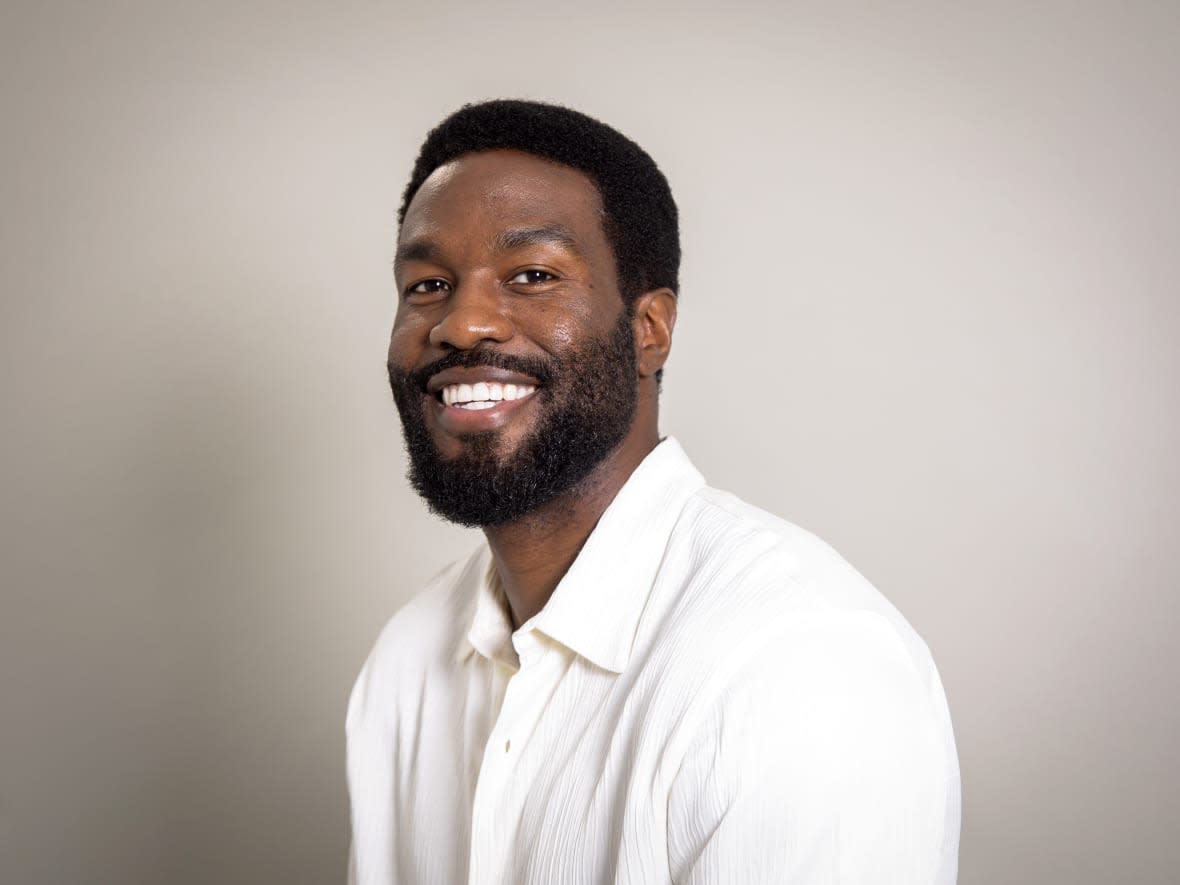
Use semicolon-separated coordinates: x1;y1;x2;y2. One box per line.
347;100;961;885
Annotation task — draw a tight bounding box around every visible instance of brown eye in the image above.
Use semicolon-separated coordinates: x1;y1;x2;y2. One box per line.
508;269;556;285
406;278;451;297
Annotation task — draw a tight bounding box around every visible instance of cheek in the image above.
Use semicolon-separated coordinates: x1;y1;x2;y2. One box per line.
514;297;613;355
543;318;579;353
387;312;429;365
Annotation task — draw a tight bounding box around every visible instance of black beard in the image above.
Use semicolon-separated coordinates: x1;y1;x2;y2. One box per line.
388;310;639;528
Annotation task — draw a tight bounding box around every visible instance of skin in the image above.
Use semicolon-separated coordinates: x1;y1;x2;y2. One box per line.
390;149;677;627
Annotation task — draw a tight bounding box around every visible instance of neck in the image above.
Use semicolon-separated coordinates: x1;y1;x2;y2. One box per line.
484;421;659;629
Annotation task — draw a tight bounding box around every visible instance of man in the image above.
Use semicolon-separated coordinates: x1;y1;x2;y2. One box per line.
348;99;960;884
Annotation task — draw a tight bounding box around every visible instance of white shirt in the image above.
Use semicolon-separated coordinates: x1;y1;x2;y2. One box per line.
347;439;960;884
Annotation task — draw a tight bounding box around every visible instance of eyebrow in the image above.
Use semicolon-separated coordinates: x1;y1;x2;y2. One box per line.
395;224;587;274
491;224;585;258
394;239;441;272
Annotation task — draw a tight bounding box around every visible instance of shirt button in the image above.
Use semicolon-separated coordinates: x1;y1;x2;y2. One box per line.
504;739;511;753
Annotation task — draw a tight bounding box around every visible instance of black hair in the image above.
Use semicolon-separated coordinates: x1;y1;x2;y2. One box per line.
398;99;680;305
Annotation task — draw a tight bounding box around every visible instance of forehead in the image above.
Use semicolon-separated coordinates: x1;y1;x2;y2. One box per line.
400;150;606;245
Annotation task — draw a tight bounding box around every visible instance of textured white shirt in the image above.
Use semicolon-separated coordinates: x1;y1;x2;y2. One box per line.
347;438;960;884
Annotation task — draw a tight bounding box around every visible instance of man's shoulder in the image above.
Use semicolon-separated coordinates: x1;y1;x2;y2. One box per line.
348;547;483;720
676;483;888;611
629;483;955;784
376;547;484;659
657;483;942;694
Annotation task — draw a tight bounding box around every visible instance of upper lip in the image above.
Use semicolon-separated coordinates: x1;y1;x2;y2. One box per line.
425;366;542;395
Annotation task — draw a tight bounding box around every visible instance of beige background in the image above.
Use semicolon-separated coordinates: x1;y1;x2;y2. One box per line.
2;1;1177;883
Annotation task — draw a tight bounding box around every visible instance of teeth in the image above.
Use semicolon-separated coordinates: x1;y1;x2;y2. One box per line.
439;381;536;407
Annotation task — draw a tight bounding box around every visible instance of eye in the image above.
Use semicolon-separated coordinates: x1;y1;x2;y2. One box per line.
404;278;451;298
507;269;557;285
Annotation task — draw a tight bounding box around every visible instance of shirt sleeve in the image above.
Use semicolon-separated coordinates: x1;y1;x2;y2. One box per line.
665;611;957;885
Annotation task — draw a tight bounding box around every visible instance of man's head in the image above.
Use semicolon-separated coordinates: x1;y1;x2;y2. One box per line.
387;100;679;527
397;99;680;305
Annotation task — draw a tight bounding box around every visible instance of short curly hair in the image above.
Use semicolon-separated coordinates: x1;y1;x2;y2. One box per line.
398;99;680;305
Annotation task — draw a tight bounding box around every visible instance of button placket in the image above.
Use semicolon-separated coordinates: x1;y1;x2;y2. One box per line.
468;660;533;882
468;632;558;884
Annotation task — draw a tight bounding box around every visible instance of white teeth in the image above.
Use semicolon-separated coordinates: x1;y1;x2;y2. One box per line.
503;384;536;401
439;381;537;407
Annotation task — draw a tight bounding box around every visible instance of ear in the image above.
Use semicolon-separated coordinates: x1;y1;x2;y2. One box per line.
632;288;677;378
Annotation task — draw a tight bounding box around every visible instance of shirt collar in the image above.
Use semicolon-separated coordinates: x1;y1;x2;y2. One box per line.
457;548;517;669
457;437;705;674
530;437;704;673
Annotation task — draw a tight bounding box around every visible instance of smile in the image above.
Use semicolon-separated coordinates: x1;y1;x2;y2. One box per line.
439;381;537;410
423;366;545;433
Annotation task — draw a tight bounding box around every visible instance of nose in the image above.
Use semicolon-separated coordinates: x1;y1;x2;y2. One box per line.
428;276;514;351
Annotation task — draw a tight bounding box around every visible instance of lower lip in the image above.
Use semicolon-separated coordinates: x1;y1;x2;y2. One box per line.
430;391;539;434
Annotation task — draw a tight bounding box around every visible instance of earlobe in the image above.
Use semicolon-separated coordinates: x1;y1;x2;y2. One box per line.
634;288;677;378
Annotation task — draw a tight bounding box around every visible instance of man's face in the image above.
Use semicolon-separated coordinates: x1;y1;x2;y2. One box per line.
387;150;639;527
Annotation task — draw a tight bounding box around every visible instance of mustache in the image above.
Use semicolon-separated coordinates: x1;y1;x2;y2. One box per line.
393;348;558;393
